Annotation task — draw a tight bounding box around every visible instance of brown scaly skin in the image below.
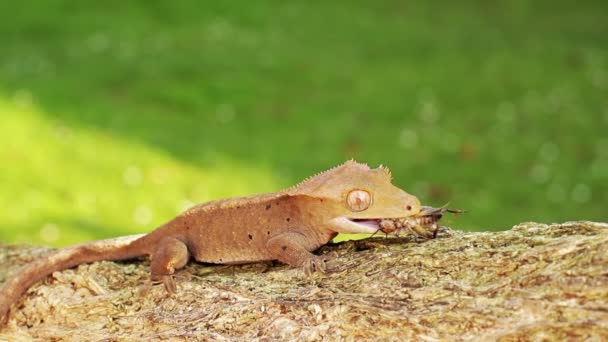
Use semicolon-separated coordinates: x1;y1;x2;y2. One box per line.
0;160;422;325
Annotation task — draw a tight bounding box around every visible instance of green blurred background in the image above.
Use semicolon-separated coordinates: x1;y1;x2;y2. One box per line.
0;1;606;246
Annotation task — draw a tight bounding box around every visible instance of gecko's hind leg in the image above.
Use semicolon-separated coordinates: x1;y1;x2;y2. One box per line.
150;236;189;294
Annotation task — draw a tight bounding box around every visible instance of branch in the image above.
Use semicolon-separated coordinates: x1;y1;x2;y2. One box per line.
1;221;607;340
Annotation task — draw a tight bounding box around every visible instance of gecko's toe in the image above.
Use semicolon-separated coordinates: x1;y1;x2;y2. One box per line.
314;258;327;273
302;256;327;276
162;275;178;294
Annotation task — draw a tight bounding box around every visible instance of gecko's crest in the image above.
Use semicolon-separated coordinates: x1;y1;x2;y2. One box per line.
286;160;391;196
378;164;392;180
287;160;367;192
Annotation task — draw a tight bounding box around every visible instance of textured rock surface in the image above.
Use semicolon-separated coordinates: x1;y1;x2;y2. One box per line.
1;221;607;341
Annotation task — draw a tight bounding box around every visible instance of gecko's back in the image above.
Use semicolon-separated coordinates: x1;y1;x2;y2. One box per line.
166;192;335;264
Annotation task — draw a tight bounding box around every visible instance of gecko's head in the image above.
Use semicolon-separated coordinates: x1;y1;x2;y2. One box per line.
288;160;422;234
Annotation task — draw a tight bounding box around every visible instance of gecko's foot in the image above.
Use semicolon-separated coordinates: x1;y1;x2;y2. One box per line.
302;255;327;276
162;275;178;294
150;274;178;295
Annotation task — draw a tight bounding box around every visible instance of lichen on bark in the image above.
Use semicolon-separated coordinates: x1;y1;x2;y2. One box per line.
1;221;607;341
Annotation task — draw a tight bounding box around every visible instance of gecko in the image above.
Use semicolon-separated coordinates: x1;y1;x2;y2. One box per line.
0;160;424;325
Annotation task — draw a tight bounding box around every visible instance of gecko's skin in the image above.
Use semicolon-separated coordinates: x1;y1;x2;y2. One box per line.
0;160;422;324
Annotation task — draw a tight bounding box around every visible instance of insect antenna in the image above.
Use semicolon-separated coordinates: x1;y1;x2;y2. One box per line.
446;208;466;214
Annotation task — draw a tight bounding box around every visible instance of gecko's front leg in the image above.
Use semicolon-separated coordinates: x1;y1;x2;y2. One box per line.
150;236;190;293
267;232;327;276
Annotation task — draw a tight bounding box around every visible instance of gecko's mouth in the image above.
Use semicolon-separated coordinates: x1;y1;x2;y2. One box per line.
328;217;383;234
349;218;382;230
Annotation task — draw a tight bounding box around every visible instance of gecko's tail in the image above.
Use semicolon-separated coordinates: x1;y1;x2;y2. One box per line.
0;234;148;326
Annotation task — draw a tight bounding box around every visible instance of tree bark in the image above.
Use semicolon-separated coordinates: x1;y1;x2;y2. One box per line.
1;221;607;341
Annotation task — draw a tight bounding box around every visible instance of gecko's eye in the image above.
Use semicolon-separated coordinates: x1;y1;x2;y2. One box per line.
346;190;371;212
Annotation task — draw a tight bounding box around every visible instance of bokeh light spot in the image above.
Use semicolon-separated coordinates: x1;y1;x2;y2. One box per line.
133;206;153;225
123;166;143;186
496;102;516;125
398;129;418;149
87;33;110;53
539;143;560;163
419;101;440;124
591;159;608;179
39;223;60;244
571;184;592;203
530;164;550;183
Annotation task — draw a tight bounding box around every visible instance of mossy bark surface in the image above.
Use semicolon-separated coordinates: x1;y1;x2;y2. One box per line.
1;221;607;341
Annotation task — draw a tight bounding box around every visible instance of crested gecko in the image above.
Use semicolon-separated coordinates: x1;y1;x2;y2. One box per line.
0;160;422;324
